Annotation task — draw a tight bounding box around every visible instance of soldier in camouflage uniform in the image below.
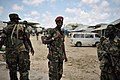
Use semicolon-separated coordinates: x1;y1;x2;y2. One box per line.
97;24;120;80
0;13;34;80
41;16;68;80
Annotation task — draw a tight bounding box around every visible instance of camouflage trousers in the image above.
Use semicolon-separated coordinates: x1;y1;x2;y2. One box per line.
48;60;63;80
100;70;120;80
6;51;30;80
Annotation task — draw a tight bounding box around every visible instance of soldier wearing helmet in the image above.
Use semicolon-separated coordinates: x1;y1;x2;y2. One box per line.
97;24;120;80
41;16;67;80
0;13;34;80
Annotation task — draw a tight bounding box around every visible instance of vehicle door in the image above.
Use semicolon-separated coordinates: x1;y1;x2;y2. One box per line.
84;34;94;46
73;33;84;44
95;34;100;42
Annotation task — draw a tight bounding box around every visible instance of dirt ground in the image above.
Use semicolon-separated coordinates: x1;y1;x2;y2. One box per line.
0;35;101;80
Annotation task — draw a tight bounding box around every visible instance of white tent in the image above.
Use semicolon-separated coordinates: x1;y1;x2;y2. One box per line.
94;24;108;31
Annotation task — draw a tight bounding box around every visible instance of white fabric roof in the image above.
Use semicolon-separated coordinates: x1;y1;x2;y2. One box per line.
111;18;120;25
94;24;107;31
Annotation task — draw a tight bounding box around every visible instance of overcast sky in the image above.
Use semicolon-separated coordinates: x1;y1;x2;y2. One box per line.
0;0;120;28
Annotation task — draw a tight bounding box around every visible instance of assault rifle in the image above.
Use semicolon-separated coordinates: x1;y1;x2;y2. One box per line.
105;52;118;80
3;21;39;28
105;53;115;67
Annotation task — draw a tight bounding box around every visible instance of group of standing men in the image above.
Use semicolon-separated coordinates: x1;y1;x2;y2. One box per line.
0;13;67;80
1;12;120;80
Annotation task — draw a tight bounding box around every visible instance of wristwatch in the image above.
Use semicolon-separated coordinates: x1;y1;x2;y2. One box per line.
52;37;54;40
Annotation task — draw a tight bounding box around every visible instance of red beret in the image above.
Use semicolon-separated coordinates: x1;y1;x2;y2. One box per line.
55;16;63;22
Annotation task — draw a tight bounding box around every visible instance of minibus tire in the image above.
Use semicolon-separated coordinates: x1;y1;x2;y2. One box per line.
75;42;82;47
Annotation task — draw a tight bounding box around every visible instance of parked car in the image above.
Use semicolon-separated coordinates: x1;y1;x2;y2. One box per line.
70;32;100;47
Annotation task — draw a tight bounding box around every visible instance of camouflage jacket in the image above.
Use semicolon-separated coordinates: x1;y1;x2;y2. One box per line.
97;37;120;73
44;28;65;62
1;23;28;52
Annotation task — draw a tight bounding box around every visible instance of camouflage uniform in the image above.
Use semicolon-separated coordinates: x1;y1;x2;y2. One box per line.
97;37;120;80
45;28;65;80
0;14;33;80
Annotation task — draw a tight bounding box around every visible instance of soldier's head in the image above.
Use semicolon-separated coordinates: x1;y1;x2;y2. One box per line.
23;20;28;27
55;16;63;29
105;24;116;40
23;20;27;24
9;13;21;23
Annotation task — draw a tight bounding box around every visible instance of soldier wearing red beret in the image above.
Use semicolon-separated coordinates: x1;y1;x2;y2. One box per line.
42;16;67;80
55;16;63;22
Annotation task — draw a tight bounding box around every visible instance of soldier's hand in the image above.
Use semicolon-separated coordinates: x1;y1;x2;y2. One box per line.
54;31;61;39
31;49;34;56
64;56;68;62
65;57;68;62
117;39;120;46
